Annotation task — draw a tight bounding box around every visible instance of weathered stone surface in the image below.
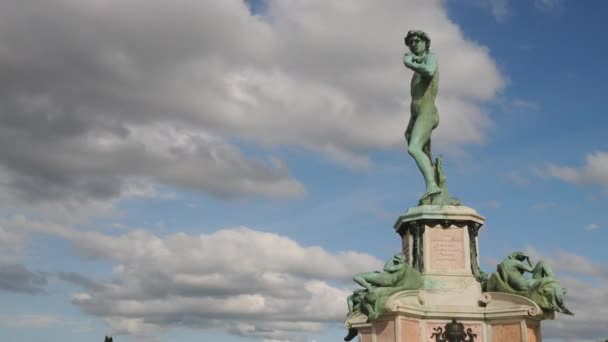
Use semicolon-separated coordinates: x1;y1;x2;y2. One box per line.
527;323;540;342
359;328;373;342
428;226;466;271
400;319;421;342
375;320;395;342
491;322;521;342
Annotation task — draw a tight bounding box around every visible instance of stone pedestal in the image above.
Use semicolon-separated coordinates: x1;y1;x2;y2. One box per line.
345;205;554;342
394;205;485;286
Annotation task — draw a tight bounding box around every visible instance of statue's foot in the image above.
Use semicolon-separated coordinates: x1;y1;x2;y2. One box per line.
344;328;358;341
422;185;442;199
560;306;574;316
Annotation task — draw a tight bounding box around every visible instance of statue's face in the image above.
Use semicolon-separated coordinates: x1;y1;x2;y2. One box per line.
408;36;426;55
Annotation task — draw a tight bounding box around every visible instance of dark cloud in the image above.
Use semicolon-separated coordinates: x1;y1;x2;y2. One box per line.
0;263;47;294
56;271;107;292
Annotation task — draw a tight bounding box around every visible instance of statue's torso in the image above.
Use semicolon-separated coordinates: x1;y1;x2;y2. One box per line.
410;60;439;116
499;259;531;291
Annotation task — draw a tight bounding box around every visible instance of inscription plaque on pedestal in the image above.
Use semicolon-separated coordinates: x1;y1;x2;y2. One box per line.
428;227;466;271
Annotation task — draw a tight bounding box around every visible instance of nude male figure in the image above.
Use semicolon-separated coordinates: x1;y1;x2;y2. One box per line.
497;251;573;315
353;253;406;291
498;251;555;291
403;30;441;198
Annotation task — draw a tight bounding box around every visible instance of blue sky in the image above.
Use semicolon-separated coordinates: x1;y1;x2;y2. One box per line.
0;0;607;341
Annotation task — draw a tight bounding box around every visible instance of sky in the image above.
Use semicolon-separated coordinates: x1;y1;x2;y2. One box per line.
0;0;607;341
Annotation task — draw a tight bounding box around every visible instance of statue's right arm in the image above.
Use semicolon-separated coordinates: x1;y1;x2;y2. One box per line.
514;261;533;273
383;258;405;273
403;54;437;78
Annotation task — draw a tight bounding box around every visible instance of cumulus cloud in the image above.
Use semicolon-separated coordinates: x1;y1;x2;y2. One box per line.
544;151;608;188
0;0;503;204
8;216;382;340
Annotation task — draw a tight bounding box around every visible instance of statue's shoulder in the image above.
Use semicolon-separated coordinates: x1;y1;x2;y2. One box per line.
423;53;438;68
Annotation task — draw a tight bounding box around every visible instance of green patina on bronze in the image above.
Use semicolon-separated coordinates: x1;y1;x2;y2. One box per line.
410;222;425;272
403;30;460;206
468;224;489;290
347;253;422;321
487;251;574;315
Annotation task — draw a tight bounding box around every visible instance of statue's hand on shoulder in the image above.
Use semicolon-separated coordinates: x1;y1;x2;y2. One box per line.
403;53;414;66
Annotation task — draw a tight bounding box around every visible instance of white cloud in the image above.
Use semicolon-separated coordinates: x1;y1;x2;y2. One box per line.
544;151;608;188
504;170;530;185
509;99;540;110
534;0;564;13
488;0;510;21
478;0;563;19
469;0;511;22
484;200;502;208
0;0;504;203
8;216;382;340
583;223;600;231
494;97;540;114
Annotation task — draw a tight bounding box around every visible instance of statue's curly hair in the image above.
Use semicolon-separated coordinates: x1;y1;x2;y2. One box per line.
404;30;431;52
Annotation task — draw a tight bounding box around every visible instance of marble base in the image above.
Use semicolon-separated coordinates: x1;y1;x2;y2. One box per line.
394;205;485;276
346;291;551;342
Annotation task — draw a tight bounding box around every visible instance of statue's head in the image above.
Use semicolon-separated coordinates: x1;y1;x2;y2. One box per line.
393;253;406;263
509;251;528;261
404;30;431;55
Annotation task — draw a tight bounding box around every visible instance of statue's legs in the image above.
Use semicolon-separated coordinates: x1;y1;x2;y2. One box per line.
407;111;440;196
530;262;573;315
347;294;355;313
404;116;415;143
423;139;432;164
362;301;377;320
353;272;394;291
532;260;555;279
